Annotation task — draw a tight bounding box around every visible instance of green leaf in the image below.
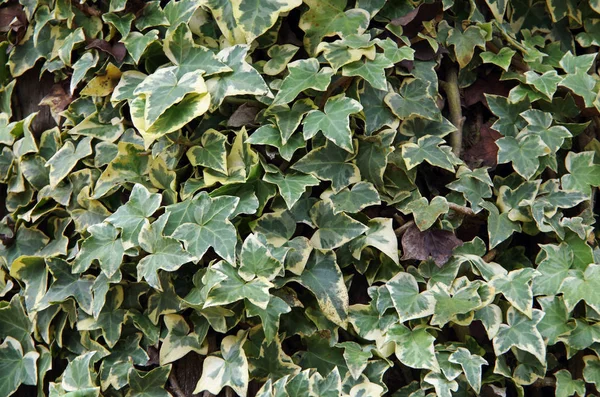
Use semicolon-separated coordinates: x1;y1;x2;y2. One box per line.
137;213;194;290
355;132;394;188
448;348;488;393
490;268;537;318
342;53;393;91
160;314;208;365
205;260;273;309
264;44;299;76
328;182;380;214
309;200;368;250
9;256;48;313
480;201;521;249
163;23;230;77
559;264;600;313
480;47;515;71
561;151;600;195
170;192;239;263
238;233;284;281
493;306;546;364
447;26;488;68
206;45;271;110
194;330;249;396
186;129;228;174
583;355;600;386
536;296;574;346
246;124;304;161
303;94;362;152
385;79;441;121
387;324;439;371
272;58;333;106
559;71;597;107
264;171;320;209
291;250;349;327
73;223;124;277
423;371;458;397
122;30;159;64
359;83;399;135
246;296;291;342
292;141;361;191
134;66;208;126
299;0;370;55
554;369;585;397
386;272;435;322
496;134;550;179
402;196;449;231
231;0;301;43
106;183;162;247
0;337;38;397
338;341;373;380
45;137;93;187
77;286;126;348
533;243;573;296
127;365;172;397
485;94;530;137
401;135;462;172
524;70;563;100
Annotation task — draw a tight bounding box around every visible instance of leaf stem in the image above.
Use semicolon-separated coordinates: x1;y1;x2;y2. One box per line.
440;68;464;156
394;220;415;237
447;202;476;217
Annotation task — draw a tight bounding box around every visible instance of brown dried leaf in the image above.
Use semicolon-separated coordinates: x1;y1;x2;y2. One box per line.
463;73;513;108
0;5;26;33
86;39;126;63
227;103;260;127
462;124;501;168
401;223;462;267
390;2;442;38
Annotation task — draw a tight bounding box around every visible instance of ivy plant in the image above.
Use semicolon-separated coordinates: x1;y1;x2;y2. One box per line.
1;0;600;396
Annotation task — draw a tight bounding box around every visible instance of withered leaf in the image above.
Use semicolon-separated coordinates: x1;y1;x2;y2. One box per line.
86;40;127;63
462;124;501;168
227;103;260;128
39;83;74;124
401;223;463;267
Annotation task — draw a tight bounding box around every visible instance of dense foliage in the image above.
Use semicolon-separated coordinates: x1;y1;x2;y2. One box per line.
1;0;600;396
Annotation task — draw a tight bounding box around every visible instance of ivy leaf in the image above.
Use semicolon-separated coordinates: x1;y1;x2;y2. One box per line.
533;243;572;296
0;337;39;397
402;196;449;231
137;213;194;291
106;183;162;247
386;272;435;322
238;233;284;281
559;71;597;107
342;53;393;91
246;124;304;161
480;47;515;71
163;23;231;77
204;261;273;309
328;182;380;214
36;258;94;316
303;94;363;152
583;355;600;387
359;82;399;134
160;314;208;365
299;0;370;55
496;134;550;180
480;201;521;249
267;98;317;144
493;306;546;364
387;324;439;371
338;342;372;380
45;136;93;187
264;171;320;209
559;264;600;313
127;365;172;397
448;348;488;394
77;286;126;348
170;192;239;263
402;135;462;172
309;200;368;250
524;71;563;100
401;224;463;267
206;45;271;110
290;250;349;327
423;371;459;397
272;58;333;105
385;79;441;121
561;151;600;195
292;141;361;192
490;268;537;318
447;26;488;68
246;296;291;342
554;369;585;397
446;166;493;213
231;0;301;43
133;66;208;126
73;222;125;277
194;331;249;397
536;296;574;346
485;94;530;137
264;44;299;76
186;129;228;174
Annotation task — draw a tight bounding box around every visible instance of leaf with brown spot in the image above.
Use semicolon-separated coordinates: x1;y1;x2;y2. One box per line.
39;83;73;124
462;124;502;168
401;223;463;267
